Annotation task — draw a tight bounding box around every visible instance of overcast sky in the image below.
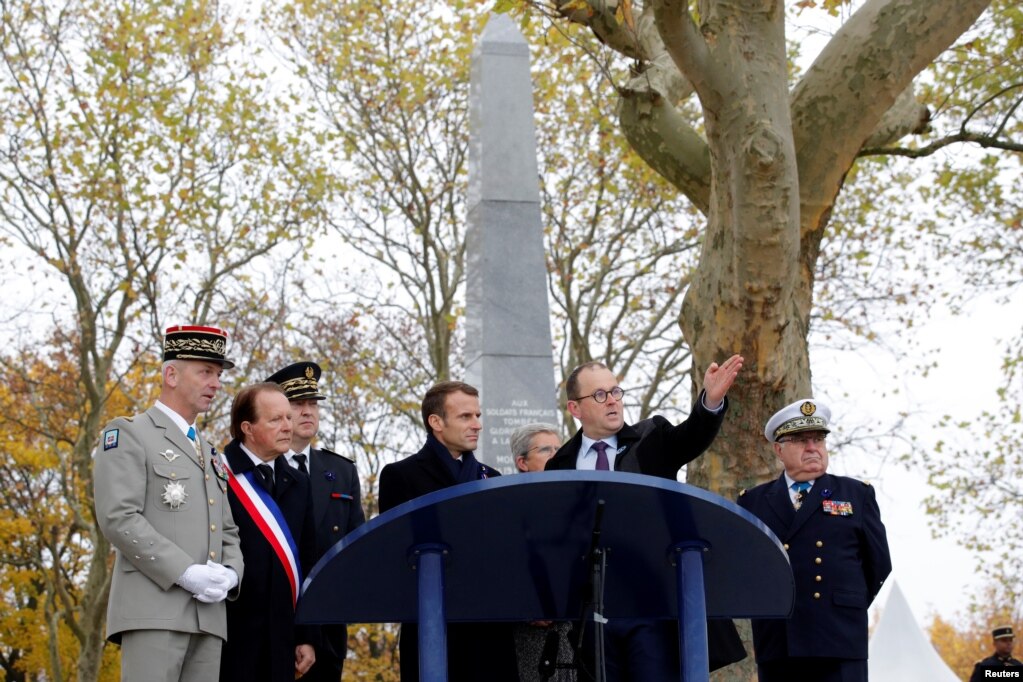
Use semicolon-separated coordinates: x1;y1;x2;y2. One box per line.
819;291;1022;627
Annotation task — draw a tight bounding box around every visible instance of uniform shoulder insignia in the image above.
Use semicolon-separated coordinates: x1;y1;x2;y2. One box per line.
102;428;120;451
739;489;747;497
862;480;872;486
319;447;356;464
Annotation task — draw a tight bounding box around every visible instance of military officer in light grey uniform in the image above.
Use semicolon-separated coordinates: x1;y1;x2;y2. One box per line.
94;325;244;681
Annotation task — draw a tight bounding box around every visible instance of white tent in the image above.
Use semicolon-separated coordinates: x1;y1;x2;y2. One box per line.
868;581;960;681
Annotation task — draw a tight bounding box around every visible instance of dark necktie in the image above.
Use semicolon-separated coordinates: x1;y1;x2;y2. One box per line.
593;441;610;471
256;463;275;496
293;453;308;475
791;481;811;510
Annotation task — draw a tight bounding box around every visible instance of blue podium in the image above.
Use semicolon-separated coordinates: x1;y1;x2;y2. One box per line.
297;471;793;681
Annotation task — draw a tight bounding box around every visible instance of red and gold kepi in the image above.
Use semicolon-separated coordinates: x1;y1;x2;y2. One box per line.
163;325;235;369
266;361;326;401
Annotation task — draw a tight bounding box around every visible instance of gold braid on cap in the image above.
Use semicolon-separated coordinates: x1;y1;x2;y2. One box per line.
775;416;828;438
279;376;318;393
164;337;226;355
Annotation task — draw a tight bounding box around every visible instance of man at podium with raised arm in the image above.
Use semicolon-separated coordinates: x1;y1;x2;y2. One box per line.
545;356;747;680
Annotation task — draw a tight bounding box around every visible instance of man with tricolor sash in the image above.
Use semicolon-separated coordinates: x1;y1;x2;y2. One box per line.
219;382;320;681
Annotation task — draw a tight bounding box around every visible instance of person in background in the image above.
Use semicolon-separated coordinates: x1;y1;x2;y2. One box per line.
511;422;561;473
510;422;572;681
267;360;365;681
970;626;1023;682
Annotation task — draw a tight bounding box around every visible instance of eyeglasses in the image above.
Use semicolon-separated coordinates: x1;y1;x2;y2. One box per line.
778;433;827;445
527;445;557;457
571;386;625;404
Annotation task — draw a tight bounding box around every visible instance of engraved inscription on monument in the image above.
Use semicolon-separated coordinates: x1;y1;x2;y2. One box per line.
464;14;559;473
485;400;559;471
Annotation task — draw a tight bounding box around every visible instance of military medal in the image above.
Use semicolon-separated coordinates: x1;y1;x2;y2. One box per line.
822;500;853;516
161;481;188;509
212;455;229;481
159;449;181;463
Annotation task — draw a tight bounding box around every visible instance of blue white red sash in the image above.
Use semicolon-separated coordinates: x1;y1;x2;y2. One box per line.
219;454;302;607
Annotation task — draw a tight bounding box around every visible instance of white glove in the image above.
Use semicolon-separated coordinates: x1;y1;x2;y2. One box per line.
206;560;239;592
176;562;231;602
176;563;217;594
194;586;227;603
191;561;239;603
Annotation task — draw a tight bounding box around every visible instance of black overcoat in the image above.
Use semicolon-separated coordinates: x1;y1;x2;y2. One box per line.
379;437;517;682
544;394;747;672
302;446;365;682
219;439;319;682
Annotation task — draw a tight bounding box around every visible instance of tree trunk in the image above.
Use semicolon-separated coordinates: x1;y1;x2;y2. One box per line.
662;1;805;677
76;533;112;682
660;0;807;500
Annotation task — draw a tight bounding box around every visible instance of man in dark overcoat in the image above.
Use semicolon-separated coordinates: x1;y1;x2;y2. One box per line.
545;356;747;681
267;361;365;681
219;383;319;681
737;398;892;682
379;380;517;682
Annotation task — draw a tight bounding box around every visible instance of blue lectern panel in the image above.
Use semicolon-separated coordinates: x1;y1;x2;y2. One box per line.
297;471;792;625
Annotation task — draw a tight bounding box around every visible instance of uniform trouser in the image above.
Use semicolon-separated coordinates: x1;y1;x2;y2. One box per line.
120;629;222;682
757;657;868;682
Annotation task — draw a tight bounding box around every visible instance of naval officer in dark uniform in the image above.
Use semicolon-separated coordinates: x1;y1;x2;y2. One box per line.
737;398;892;682
970;626;1023;682
267;361;365;681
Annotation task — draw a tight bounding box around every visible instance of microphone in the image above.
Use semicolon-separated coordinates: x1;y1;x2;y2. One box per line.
538;629;561;680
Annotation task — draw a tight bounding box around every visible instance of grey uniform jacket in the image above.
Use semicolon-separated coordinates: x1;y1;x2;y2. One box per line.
94;406;244;642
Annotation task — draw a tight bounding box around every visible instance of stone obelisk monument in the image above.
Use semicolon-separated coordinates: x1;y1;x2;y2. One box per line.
464;14;558;474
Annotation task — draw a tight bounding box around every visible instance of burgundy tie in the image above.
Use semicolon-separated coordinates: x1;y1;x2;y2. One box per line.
593;441;610;471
